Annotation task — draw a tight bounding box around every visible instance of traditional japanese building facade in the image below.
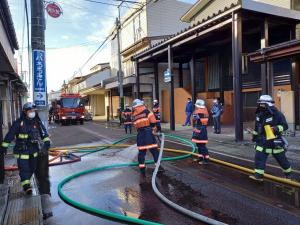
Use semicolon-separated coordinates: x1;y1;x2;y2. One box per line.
133;0;300;140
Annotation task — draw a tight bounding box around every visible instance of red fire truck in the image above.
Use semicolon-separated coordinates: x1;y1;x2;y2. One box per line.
53;93;85;125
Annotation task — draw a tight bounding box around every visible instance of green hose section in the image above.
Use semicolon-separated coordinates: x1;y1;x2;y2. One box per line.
78;135;135;157
58;134;195;225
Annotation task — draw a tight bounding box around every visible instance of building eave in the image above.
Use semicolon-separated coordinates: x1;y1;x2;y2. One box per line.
241;0;300;21
133;3;240;62
1;0;19;50
181;0;211;23
249;39;300;63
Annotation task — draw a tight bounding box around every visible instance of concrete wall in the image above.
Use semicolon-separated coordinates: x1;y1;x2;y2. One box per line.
90;94;105;116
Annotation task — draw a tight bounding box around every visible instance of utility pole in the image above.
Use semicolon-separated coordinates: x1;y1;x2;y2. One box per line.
117;2;124;111
31;0;52;217
0;104;3;184
31;0;48;126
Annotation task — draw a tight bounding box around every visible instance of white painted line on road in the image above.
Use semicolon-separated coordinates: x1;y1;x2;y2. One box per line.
77;126;113;143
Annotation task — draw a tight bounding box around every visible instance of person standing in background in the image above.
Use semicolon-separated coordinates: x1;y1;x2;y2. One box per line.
183;98;193;126
211;98;223;134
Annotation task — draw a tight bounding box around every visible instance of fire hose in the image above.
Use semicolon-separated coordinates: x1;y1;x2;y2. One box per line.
57;134;300;224
152;133;227;225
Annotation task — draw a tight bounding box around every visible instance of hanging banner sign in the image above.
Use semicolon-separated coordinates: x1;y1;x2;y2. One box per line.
33;50;46;106
46;2;62;18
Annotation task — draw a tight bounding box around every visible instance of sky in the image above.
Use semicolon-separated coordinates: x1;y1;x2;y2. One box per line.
8;0;197;93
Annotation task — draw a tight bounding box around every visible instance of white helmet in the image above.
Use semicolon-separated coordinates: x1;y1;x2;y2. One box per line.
195;99;205;108
153;99;158;104
257;95;274;106
125;104;129;108
132;99;144;108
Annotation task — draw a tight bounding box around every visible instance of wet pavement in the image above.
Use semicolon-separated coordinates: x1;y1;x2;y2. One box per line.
44;121;300;225
44;146;205;225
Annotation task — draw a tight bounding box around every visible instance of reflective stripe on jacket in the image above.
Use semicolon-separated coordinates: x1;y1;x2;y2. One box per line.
133;106;158;150
192;107;209;143
2;114;50;154
252;106;288;149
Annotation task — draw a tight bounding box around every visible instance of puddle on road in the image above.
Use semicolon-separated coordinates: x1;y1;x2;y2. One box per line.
62;167;210;224
154;170;238;225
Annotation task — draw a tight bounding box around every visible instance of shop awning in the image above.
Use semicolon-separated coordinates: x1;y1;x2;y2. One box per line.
248;39;300;63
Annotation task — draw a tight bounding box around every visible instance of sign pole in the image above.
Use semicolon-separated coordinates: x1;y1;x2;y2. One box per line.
31;0;48;126
31;1;52;214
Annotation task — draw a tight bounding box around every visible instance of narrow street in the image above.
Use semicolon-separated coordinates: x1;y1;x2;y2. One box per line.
2;1;300;225
44;121;300;225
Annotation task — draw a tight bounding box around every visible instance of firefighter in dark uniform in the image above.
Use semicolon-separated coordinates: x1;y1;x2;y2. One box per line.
122;104;133;134
0;103;51;194
152;99;161;133
132;99;159;174
250;95;292;181
192;99;209;164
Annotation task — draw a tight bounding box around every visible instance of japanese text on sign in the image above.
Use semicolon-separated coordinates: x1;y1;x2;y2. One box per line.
33;50;46;106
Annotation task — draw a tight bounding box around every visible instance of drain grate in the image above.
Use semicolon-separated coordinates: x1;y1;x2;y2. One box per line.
3;195;42;225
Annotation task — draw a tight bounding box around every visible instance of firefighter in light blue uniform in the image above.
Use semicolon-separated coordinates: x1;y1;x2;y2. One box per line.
0;103;50;194
250;95;292;181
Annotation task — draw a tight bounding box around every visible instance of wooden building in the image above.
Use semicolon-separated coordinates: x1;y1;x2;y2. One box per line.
132;0;300;141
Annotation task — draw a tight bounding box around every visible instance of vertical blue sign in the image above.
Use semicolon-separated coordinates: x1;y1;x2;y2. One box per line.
33;50;46;106
164;68;171;83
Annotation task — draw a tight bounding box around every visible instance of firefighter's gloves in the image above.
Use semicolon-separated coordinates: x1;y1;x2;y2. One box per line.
44;141;51;150
0;146;7;155
272;126;280;135
193;114;200;121
251;135;257;142
41;141;51;156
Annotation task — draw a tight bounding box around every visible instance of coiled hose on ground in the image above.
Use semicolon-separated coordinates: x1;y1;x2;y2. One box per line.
57;134;228;225
56;134;300;224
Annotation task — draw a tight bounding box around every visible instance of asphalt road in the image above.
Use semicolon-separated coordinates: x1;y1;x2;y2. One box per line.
45;121;300;225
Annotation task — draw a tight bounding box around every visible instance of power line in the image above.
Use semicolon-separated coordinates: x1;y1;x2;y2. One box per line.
46;41;101;50
79;34;112;72
76;0;154;75
82;0;139;9
114;0;143;6
59;1;116;18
